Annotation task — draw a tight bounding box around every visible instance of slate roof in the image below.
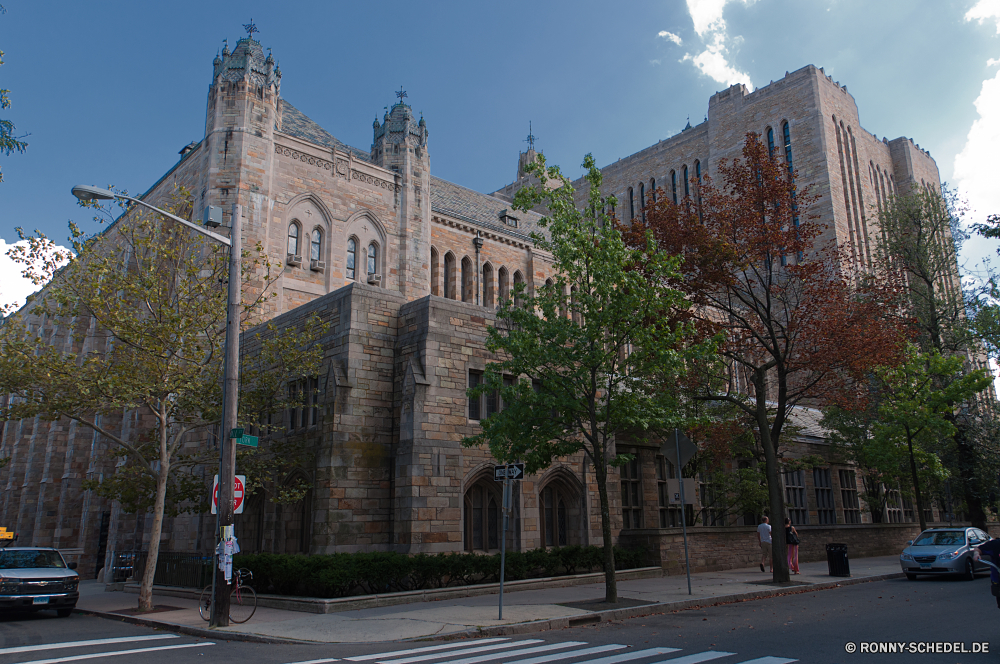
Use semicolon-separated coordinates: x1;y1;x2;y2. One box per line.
278;100;370;162
430;176;547;241
777;404;830;441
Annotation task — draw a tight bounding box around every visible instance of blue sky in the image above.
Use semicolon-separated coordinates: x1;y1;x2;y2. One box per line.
3;0;1000;305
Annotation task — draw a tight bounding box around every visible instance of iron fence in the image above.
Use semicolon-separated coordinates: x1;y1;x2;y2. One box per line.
109;550;213;588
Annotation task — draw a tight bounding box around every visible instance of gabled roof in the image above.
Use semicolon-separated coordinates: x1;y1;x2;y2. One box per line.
278;100;370;163
430;176;546;241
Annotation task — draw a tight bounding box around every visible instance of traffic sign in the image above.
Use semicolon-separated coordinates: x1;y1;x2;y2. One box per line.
494;463;525;481
212;475;246;514
236;434;258;448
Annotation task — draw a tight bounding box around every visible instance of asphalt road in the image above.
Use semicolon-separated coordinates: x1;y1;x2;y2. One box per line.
0;574;994;664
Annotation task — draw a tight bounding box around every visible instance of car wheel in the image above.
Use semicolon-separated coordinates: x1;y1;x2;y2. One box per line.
56;608;73;618
905;572;917;580
963;557;976;581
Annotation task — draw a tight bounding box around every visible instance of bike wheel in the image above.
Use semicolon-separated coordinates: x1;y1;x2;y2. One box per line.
198;585;213;621
228;584;257;623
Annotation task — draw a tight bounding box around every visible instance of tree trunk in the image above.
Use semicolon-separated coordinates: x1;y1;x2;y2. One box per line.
138;427;171;612
594;462;617;603
905;430;927;532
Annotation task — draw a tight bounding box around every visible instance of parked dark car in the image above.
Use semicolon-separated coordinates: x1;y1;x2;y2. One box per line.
899;528;992;580
0;548;79;617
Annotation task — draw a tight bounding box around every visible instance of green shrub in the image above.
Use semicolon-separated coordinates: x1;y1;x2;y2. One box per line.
232;544;645;599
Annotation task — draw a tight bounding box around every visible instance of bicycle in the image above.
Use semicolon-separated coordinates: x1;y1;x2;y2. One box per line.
198;568;257;623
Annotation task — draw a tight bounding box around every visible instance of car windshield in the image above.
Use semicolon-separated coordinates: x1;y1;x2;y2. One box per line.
913;531;966;546
0;550;66;569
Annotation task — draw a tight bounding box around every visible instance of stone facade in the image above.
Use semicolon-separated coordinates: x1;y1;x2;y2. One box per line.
1;40;988;580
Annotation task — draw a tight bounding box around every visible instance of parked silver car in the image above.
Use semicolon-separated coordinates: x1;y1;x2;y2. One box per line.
0;548;79;617
899;528;993;580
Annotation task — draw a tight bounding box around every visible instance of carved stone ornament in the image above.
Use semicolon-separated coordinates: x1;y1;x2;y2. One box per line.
351;169;400;192
275;144;333;171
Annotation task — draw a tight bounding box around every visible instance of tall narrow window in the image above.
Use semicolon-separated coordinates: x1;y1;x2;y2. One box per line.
367;243;377;276
513;271;524;308
682;165;689;198
671;170;677;204
783;469;808;525
639;182;646;222
461;257;473;303
650;178;656;203
444;252;457;299
620;448;642;529
655;455;682;528
468;370;483;420
628;187;634;220
287;222;300;256
310;229;322;262
498;267;509;304
782;122;793;176
839;469;861;524
766;127;775;158
814;468;835;524
430;247;440;296
482;263;494;308
346;238;356;280
541;485;570;547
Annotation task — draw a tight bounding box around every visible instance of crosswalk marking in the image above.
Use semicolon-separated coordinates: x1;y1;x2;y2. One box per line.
736;658;797;664
0;635;178;655
569;648;680;664
383;640;544;664
346;639;512;662
434;641;586;664
505;644;629;664
14;641;215;664
281;659;341;664
652;652;734;664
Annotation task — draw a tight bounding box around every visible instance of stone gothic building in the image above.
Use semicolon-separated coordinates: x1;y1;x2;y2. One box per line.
1;35;986;579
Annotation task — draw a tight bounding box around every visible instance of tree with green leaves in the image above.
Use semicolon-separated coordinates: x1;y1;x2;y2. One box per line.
0;193;324;610
461;154;716;604
876;186;995;528
870;347;990;531
0;4;27;184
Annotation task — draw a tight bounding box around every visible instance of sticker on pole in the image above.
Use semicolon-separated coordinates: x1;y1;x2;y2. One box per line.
211;475;246;515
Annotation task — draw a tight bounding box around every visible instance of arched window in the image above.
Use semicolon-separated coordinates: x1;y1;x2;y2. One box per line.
310;229;322;262
287;222;301;256
766;127;775;158
430;247;440;296
628;187;634;220
683;165;689;198
461;256;474;303
346;238;357;280
671;170;677;204
695;160;701;183
482;263;494;308
541;485;569;547
367;242;378;276
464;481;501;552
782;121;794;177
498;266;509;305
444;252;457;300
639;183;646;222
570;285;581;325
513;271;524;308
650;178;656;203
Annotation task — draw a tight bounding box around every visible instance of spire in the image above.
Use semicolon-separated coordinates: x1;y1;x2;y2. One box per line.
524;121;537;152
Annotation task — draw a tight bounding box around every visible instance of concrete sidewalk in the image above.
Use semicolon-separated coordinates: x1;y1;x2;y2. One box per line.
77;555;904;643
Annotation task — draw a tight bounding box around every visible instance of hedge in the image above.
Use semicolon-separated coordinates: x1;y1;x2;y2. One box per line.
233;545;646;598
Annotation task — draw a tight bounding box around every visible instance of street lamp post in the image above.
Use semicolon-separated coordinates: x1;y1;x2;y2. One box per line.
71;186;241;627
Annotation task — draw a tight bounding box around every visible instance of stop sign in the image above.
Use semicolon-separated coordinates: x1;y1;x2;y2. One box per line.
212;475;246;515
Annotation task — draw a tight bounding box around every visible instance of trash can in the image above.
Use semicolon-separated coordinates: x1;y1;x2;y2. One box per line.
826;542;850;577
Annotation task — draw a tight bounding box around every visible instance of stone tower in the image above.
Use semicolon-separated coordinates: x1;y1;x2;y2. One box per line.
372;99;431;299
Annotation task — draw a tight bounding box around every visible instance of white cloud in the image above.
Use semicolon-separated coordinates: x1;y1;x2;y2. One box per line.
0;239;70;312
955;3;1000;239
658;31;683;45
989;57;1000;67
966;0;1000;33
679;0;754;88
650;59;663;66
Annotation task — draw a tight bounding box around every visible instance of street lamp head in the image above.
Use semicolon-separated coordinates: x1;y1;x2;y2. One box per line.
71;185;117;202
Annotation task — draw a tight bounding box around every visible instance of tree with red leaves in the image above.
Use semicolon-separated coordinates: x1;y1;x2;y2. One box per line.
624;133;906;582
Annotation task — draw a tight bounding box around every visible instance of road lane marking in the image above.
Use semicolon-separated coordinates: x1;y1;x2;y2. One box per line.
569;649;680;664
440;642;586;664
652;653;735;664
14;641;215;664
383;641;545;664
0;635;178;655
346;639;512;661
281;660;340;664
736;659;797;664
505;644;629;664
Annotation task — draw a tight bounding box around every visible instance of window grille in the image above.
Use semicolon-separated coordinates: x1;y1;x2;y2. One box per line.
814;468;835;524
620;448;642;529
783;469;808;525
839;469;861;524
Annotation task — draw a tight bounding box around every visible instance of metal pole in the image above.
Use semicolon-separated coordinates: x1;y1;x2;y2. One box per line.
499;472;510;620
211;203;242;628
675;429;692;596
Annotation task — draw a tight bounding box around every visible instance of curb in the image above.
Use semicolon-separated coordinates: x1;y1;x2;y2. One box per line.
74;607;316;645
424;572;907;642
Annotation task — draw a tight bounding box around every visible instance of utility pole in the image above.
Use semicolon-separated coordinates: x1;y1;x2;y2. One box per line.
211;203;242;628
